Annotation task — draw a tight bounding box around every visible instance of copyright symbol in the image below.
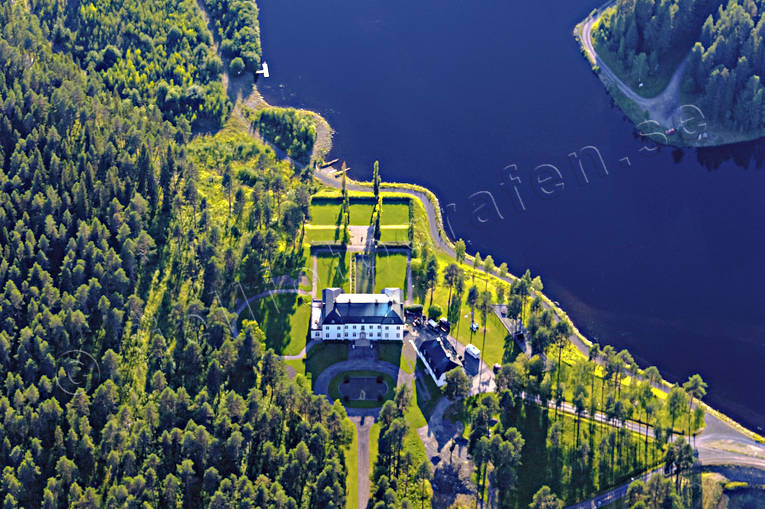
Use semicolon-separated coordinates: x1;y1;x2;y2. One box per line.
56;350;101;395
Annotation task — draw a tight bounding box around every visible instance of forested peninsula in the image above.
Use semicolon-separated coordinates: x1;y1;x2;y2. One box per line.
580;0;765;146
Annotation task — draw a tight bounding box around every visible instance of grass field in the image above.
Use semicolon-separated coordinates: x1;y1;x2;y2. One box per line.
379;202;409;225
374;253;408;293
316;252;350;294
455;397;663;507
238;293;309;355
423;272;517;369
310;197;411;226
454;311;519;368
379;226;409;243
376;342;403;367
369;422;380;490
304;342;349;388
344;422;358;509
403;392;428;457
305;225;341;243
284;358;305;377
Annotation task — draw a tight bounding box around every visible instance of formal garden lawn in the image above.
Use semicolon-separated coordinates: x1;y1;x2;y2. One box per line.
374;253;408;293
315;251;350;293
379;226;409;243
378;202;409;225
311;201;374;225
309;196;411;226
304;225;341;243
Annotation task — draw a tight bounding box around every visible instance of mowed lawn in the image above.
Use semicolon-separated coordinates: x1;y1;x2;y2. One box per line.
304;225;341;243
315;252;350;294
309;198;410;226
375;253;408;293
310;201;374;225
378;202;409;225
454;310;519;368
379;226;409;243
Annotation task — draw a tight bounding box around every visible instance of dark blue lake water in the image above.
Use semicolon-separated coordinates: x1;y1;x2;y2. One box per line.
257;0;765;432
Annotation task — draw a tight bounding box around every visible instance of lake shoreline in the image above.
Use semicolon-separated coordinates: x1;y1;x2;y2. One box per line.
248;78;765;443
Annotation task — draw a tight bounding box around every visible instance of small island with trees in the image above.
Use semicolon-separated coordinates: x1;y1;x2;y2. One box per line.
576;0;765;146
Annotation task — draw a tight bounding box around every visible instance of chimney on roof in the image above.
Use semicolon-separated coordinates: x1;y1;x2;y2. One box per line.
322;288;342;313
382;288;402;304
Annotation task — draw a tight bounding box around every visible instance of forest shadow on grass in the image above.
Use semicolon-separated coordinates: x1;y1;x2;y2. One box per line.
305;342;349;389
376;342;403;366
415;359;443;421
314;249;349;291
503;333;521;364
238;292;309;354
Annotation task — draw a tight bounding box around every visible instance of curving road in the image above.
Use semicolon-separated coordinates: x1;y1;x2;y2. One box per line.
580;3;689;127
565;466;665;509
312;358;411;411
696;412;765;470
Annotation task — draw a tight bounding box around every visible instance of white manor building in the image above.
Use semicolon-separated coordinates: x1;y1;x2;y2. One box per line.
310;288;405;342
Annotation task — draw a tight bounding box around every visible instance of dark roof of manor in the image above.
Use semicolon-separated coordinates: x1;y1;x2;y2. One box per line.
321;293;404;325
420;339;461;379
